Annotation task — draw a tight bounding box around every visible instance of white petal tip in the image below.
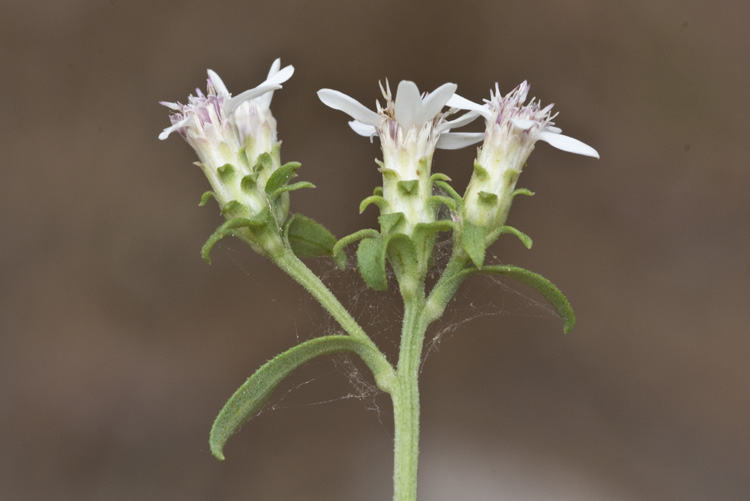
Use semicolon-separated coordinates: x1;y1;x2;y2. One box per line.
537;130;599;158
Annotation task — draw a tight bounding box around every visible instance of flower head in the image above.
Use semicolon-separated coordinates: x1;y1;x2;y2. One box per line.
159;59;293;213
450;82;599;229
318;80;481;233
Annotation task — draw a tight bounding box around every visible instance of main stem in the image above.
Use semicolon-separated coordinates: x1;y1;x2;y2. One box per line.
393;294;428;501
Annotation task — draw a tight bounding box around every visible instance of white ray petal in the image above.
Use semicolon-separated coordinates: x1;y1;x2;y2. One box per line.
259;64;294;108
438;110;481;132
447;94;491;118
317;89;382;126
159;101;181;111
394;81;422;129
436;132;485;150
159;115;192;140
348;120;378;137
420;82;457;123
545;125;562;133
267;58;281;78
225;82;282;114
510;118;538;130
537;130;599;158
207;70;229;96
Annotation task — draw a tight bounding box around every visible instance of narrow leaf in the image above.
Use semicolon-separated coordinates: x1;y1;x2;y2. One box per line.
333;229;381;257
498;225;533;249
201;218;259;264
357;237;388;291
359;195;387;214
264;162;301;196
479;265;575;333
271;181;315;199
210;335;380;460
433;180;463;209
199;191;217;207
378;212;405;234
461;221;486;268
286;214;337;258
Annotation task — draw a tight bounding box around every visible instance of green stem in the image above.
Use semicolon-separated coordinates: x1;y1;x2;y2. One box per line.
392;293;428;501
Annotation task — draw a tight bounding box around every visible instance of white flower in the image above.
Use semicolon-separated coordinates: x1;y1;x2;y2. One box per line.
318;80;480;232
159;59;293;212
449;82;599;228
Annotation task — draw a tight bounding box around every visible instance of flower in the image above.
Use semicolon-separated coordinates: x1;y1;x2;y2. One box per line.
448;81;598;228
159;59;294;213
318;80;481;233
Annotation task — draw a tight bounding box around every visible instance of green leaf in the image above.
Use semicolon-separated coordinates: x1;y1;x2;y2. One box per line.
477;191;498;205
385;233;417;280
285;214;337;260
429;172;452;184
264;161;301;196
199;191;217;207
202;217;266;264
462;221;486;268
359;195;387;214
478;265;576;334
252;152;274;173
271;181;315;199
498;225;533;249
240;174;259;194
333;229;381;257
210;335;381;461
378;212;405;234
433;180;463;210
427;195;457;213
512;188;534;199
357;237;388;290
220;200;247;216
373;186;384;197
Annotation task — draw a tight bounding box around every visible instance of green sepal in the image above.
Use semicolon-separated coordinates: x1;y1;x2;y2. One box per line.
209;335;384;461
397;180;419;196
220;200;247;217
434;180;463;210
201;215;268;264
473;162;489;180
332;229;381;257
217;164;235;182
199;191;217;207
378;212;405;234
264;162;301;196
357;237;388;291
462;221;487;268
498;225;533;249
285;214;342;268
478;191;498;205
240;174;259;194
271;181;315;199
427;195;457;213
512;188;534;199
476;265;576;334
252;152;274;173
373;186;384;197
359;195;387;214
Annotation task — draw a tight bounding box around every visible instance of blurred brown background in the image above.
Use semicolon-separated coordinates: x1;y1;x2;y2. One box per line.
3;0;749;499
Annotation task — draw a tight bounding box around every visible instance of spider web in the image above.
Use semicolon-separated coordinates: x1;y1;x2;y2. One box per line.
222;235;558;424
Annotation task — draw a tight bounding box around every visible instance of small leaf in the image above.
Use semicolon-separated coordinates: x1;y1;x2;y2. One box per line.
433;180;463;210
498;225;533;249
220;200;247;216
477;265;576;334
333;229;381;257
264;161;301;196
210;335;382;460
357;237;388;291
427;195;457;213
271;181;315;199
199;191;217;207
359;195;387;214
378;212;405;234
202;217;264;264
286;214;337;259
397;180;419;196
429;172;452;184
373;186;384;197
512;188;534;199
385;233;417;281
462;221;486;268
